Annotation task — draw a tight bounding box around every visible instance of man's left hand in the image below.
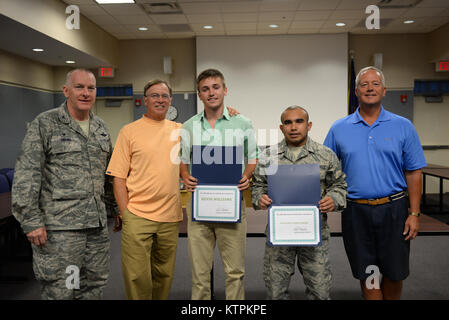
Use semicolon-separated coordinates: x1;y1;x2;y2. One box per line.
238;174;250;191
403;215;419;240
318;196;335;213
226;106;240;117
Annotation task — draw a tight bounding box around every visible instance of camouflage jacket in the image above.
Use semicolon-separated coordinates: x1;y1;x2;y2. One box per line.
12;102;118;233
251;138;347;211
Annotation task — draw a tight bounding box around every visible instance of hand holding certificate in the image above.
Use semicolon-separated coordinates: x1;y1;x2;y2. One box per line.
267;164;322;246
190;145;243;223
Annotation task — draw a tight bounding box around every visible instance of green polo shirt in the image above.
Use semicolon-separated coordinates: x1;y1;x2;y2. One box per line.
180;106;258;173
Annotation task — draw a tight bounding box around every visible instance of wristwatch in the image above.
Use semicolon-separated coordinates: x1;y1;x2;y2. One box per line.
409;212;421;217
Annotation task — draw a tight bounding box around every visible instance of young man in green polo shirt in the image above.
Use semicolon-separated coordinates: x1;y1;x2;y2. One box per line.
180;68;258;300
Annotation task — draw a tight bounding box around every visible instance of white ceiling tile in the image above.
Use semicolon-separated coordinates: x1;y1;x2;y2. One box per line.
298;0;340;11
186;14;223;23
190;23;225;31
290;20;324;28
125;24;162;33
321;19;360;29
419;16;449;26
379;8;409;19
294;10;332;21
88;15;120;25
416;0;449;8
150;14;188;24
64;0;97;4
329;10;365;20
258;12;295;22
337;0;379;10
100;24;130;33
288;28;321;34
179;3;221;14
259;0;300;12
220;2;261;13
222;13;258;22
224;22;257;31
257;22;290;30
402;7;447;17
114;14;153;24
78;5;107;16
101;4;146;16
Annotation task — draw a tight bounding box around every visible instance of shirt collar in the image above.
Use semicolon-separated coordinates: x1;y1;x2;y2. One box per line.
199;106;231;122
351;105;391;125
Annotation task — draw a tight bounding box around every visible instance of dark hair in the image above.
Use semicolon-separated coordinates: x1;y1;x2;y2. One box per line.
280;106;310;123
143;79;172;97
196;68;226;91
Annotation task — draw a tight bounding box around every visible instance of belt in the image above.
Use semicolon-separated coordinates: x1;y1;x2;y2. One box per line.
347;191;406;206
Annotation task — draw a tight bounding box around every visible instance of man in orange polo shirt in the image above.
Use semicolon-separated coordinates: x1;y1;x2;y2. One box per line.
106;80;182;300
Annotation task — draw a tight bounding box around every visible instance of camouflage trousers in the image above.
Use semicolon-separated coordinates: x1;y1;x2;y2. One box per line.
31;225;110;300
263;222;331;300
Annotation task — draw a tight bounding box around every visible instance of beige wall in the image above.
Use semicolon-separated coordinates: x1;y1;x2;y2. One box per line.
97;39;196;93
349;34;448;89
0;49;54;91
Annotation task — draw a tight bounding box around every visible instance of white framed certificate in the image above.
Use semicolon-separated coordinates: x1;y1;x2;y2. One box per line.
268;205;321;246
192;185;241;223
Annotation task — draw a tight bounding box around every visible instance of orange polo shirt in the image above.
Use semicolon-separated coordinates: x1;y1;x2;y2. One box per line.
106;115;182;222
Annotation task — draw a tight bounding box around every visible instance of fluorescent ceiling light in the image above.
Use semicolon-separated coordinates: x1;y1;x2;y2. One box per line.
32;48;44;52
203;25;213;29
336;22;346;27
138;27;148;31
95;0;135;4
65;60;76;64
403;20;414;24
269;24;279;28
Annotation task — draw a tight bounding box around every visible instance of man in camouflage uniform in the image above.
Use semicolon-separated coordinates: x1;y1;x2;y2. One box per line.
251;106;347;300
11;69;117;300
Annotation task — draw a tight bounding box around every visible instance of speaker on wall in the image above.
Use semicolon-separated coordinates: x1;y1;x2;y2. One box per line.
163;56;172;74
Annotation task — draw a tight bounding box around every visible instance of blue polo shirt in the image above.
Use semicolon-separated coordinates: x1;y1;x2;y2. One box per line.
324;106;426;199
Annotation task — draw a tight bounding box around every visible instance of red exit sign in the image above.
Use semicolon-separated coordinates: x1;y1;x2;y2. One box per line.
436;61;449;72
98;67;114;78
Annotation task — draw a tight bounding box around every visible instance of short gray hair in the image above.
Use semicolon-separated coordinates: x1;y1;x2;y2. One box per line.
65;68;96;86
355;66;385;87
280;105;309;123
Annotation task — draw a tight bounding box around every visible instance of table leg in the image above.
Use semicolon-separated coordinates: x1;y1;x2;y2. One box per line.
439;178;443;213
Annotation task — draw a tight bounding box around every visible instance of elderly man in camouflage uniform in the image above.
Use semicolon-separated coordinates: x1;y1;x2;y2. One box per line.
251;106;347;300
12;68;117;300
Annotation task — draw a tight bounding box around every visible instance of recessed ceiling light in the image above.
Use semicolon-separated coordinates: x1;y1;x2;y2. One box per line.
269;24;279;28
65;60;76;64
95;0;135;4
32;48;44;52
336;22;346;27
203;25;213;29
404;20;415;24
138;27;148;31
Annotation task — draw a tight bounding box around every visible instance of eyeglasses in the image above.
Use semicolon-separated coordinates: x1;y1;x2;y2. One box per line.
146;93;171;100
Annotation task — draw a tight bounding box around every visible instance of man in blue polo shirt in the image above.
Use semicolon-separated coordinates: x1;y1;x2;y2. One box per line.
324;66;426;300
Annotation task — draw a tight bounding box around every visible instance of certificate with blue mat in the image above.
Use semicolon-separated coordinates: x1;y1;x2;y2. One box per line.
191;145;242;223
267;164;321;246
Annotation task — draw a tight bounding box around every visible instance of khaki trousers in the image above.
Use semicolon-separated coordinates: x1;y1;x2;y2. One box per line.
187;195;246;300
121;209;179;300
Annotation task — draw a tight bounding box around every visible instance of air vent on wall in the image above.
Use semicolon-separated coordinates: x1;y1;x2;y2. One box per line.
377;0;423;9
139;2;183;14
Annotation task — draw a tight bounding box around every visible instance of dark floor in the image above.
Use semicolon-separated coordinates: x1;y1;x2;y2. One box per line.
1;193;449;300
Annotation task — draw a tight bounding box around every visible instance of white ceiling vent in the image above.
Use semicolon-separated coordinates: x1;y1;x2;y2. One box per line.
140;2;183;14
377;0;423;9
